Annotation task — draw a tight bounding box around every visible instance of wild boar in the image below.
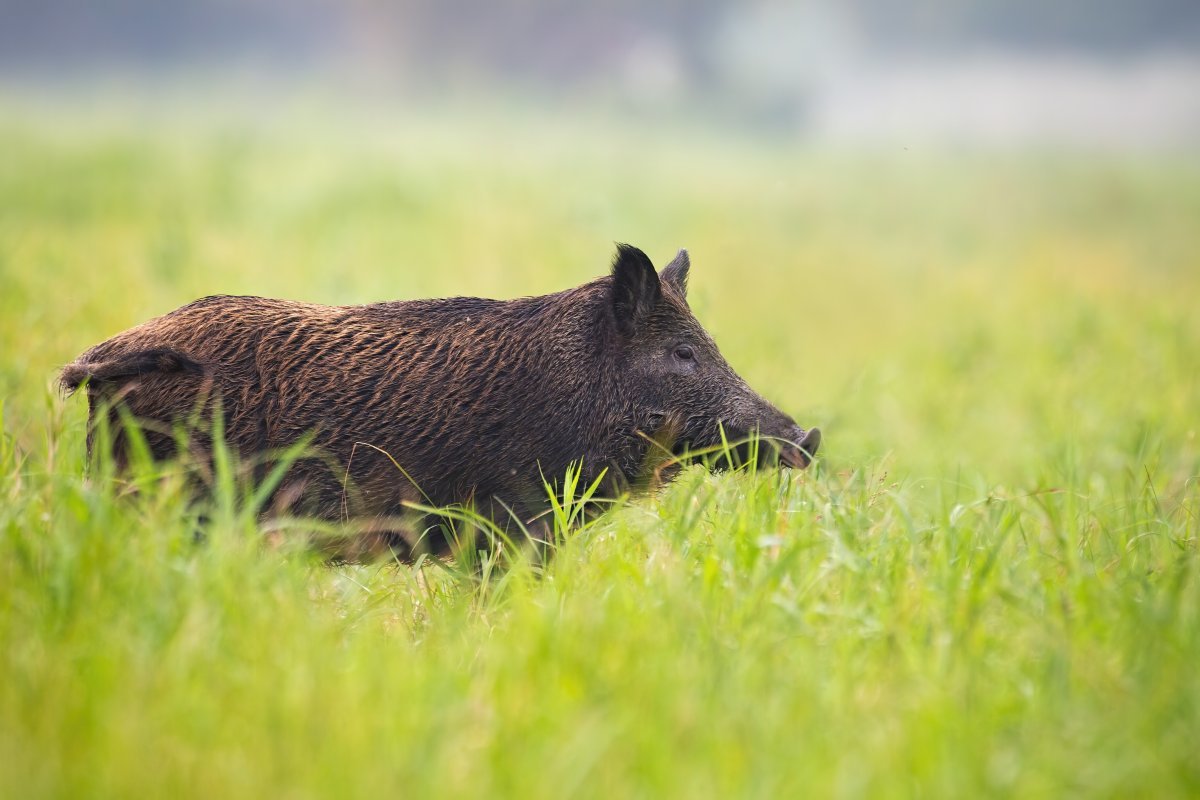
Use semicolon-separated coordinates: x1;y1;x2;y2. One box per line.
62;244;820;555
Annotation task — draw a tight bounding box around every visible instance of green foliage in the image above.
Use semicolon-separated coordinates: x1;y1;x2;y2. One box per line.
1;99;1198;798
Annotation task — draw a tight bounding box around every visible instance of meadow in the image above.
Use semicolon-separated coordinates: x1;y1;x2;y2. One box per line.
1;94;1198;797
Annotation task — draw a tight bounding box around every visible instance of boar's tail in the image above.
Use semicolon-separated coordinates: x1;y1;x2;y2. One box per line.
60;347;207;395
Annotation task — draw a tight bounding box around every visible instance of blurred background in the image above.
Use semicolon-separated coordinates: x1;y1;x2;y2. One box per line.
2;0;1199;148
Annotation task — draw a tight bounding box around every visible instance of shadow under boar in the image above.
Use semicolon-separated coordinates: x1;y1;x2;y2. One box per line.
62;244;821;556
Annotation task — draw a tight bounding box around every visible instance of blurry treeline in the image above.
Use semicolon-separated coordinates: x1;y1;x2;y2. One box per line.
2;0;1198;146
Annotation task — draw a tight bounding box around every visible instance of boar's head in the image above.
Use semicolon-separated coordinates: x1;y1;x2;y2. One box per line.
608;244;821;472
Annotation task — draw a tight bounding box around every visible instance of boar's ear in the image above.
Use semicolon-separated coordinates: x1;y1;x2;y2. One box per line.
660;249;690;299
610;243;661;336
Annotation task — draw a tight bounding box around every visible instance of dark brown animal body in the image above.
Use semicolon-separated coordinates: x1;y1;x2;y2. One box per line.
63;245;820;555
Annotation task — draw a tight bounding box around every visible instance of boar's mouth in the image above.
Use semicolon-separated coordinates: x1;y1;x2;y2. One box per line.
777;427;822;469
670;419;821;471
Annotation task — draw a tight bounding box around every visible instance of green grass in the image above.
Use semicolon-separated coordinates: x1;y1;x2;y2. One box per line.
1;95;1198;797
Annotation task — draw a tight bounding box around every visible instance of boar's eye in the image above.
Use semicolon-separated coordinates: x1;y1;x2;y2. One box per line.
673;344;695;362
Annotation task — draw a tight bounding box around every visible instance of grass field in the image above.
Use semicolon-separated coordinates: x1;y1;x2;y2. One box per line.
1;95;1198;797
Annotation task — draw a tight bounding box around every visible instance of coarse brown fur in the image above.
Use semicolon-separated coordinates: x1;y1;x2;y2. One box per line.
62;245;820;557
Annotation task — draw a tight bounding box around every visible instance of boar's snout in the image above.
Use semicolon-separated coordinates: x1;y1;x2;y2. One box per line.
778;426;822;469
